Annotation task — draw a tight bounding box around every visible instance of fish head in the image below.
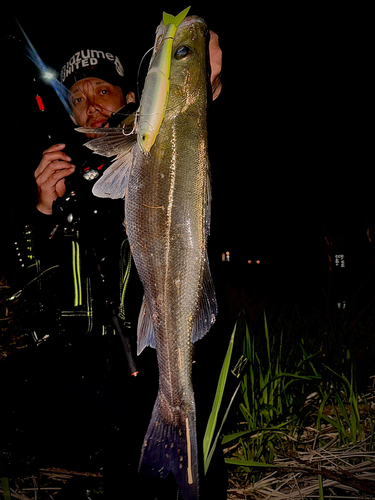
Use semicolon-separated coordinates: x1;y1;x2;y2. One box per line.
137;11;209;154
137;8;191;154
167;16;209;116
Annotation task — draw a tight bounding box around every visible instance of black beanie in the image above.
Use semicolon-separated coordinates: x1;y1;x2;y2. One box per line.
60;49;126;90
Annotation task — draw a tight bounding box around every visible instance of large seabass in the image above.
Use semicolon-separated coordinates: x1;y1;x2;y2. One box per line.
80;9;217;500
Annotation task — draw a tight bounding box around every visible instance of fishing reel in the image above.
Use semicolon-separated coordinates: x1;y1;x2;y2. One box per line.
51;101;138;237
52;188;81;235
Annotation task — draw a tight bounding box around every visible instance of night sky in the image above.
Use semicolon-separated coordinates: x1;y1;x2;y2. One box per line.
1;3;372;303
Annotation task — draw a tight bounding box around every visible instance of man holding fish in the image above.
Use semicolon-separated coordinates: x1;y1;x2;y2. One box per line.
32;8;224;500
35;38;221;214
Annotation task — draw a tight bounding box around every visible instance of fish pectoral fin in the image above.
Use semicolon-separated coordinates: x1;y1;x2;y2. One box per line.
77;126;136;199
92;148;133;199
192;257;217;343
137;297;156;355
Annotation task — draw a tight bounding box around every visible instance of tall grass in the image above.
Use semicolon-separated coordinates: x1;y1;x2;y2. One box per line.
221;311;321;470
204;306;374;482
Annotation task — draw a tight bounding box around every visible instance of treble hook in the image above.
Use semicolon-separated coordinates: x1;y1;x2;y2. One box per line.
122;110;139;136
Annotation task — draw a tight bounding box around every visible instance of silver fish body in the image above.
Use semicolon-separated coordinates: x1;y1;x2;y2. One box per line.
79;13;217;500
130;16;217;500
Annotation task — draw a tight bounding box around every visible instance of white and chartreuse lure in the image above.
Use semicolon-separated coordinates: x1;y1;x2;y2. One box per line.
137;7;191;153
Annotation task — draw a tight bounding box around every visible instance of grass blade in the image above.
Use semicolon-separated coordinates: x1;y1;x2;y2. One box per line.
203;321;237;474
1;478;11;500
225;458;278;468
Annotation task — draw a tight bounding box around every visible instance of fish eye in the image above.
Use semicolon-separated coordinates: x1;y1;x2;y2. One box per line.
175;45;191;61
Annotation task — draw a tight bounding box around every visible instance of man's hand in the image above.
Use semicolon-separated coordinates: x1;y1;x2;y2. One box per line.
34;144;76;215
209;31;223;100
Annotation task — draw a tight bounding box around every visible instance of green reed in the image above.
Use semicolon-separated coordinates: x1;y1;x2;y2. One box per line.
222;311;321;469
204;306;373;479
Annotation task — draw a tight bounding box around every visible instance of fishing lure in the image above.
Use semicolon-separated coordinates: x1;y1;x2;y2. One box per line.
137;7;191;153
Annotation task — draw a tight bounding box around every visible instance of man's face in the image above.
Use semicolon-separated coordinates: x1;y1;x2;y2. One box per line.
69;77;125;128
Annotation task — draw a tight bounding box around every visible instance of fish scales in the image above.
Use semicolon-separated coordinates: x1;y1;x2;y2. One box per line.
129;116;207;411
79;12;217;500
131;18;215;500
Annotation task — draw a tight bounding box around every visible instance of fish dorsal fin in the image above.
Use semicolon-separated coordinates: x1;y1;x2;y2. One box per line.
76;126;136;158
192;256;217;343
163;6;190;28
137;297;156;355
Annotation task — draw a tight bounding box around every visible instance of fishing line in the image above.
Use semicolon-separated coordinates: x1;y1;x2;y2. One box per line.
134;72;203;121
72;79;110;115
136;45;154;102
67;45;156;123
136;36;204;120
135;32;198;111
72;78;134;119
122;111;138;136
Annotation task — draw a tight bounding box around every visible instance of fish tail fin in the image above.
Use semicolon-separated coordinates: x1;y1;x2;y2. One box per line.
139;394;199;500
163;7;191;28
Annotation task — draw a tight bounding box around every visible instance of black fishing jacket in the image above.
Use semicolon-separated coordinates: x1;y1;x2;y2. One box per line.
6;151;157;483
16;151;141;353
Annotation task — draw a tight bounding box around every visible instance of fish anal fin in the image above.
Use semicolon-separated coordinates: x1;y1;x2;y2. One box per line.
137;297;156;355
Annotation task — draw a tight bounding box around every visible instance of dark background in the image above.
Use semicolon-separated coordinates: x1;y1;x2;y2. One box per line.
0;2;374;490
0;2;373;310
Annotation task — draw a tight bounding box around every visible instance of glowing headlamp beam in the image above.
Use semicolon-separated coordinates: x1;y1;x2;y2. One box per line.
15;19;71;116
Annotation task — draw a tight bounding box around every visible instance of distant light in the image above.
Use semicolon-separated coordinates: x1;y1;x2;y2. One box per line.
335;254;345;268
222;251;230;262
44;71;54;80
